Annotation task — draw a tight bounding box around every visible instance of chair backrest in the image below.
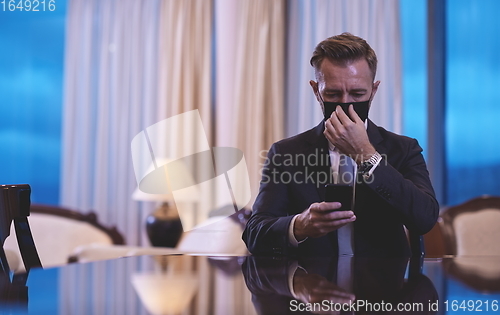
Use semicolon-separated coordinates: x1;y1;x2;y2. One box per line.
440;196;500;256
4;203;125;272
177;215;248;255
0;184;42;273
30;204;125;244
443;256;500;292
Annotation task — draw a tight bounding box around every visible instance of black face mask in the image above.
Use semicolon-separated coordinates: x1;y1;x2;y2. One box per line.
323;100;370;123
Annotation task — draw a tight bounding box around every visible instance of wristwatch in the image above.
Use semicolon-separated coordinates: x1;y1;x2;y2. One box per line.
358;151;382;176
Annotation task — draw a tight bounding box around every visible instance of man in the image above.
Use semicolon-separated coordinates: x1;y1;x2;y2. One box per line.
243;33;439;256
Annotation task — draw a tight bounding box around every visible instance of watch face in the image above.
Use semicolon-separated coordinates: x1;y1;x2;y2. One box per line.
360;162;372;174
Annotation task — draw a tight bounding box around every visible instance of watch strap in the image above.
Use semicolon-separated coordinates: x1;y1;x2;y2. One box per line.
359;151;382;175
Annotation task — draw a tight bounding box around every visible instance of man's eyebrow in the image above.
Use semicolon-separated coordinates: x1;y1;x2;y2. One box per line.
323;88;368;93
323;88;342;93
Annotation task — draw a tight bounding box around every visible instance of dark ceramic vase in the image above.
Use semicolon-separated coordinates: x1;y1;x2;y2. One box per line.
145;203;183;247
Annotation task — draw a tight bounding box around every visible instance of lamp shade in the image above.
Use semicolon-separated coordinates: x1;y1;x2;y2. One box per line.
132;189;174;203
132;273;198;315
132;158;197;203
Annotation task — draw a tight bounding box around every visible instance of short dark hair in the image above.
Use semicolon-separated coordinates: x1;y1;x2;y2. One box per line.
310;33;377;79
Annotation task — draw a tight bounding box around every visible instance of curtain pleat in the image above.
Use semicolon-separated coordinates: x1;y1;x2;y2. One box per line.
60;0;162;314
61;0;162;246
216;0;286;207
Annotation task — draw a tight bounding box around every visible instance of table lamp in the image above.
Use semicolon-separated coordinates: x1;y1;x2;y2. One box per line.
132;158;196;247
132;272;198;315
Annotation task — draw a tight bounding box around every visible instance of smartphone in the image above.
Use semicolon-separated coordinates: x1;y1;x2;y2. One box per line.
325;184;354;211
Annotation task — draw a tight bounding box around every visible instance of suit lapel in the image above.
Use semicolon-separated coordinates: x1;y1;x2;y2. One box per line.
367;119;386;155
304;122;331;201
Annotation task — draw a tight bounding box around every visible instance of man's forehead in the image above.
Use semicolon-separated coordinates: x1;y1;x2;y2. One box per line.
316;59;373;86
315;58;372;81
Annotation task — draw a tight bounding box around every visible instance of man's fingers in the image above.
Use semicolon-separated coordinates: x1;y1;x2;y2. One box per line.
314;216;356;228
311;203;354;217
299;203;357;239
324;117;339;141
308;292;356;305
329;108;344;131
348;104;363;124
311;286;356;299
310;212;356;228
311;202;342;212
310;296;355;307
335;105;353;125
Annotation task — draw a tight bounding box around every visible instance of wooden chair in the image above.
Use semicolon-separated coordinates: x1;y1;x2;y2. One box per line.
440;195;500;256
4;202;125;272
0;184;41;274
440;196;500;292
443;256;500;292
30;204;124;244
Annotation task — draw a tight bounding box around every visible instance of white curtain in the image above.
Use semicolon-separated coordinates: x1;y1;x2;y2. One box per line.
60;0;183;314
286;0;403;136
61;0;213;247
157;0;212;137
215;0;286;207
61;0;162;247
155;0;213;230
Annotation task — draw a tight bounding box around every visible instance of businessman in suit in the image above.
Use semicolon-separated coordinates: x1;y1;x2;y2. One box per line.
243;33;439;256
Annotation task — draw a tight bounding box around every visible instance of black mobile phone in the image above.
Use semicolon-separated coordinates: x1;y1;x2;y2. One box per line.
325;184;354;211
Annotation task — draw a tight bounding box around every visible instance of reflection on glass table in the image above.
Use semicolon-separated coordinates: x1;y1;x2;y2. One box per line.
0;255;499;314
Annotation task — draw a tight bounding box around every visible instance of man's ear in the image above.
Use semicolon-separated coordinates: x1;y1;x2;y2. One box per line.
371;80;381;99
368;81;381;110
309;80;321;103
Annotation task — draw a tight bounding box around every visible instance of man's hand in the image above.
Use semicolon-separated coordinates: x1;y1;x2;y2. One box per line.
293;269;355;314
294;202;356;241
324;105;375;164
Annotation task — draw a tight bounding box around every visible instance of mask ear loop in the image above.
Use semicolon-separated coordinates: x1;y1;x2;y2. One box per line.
367;83;377;106
318;91;331;121
317;91;326;106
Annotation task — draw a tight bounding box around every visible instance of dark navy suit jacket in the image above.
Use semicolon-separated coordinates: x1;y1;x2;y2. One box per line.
243;120;439;256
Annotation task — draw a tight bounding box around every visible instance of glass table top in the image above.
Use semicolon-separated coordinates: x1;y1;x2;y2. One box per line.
1;254;499;314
